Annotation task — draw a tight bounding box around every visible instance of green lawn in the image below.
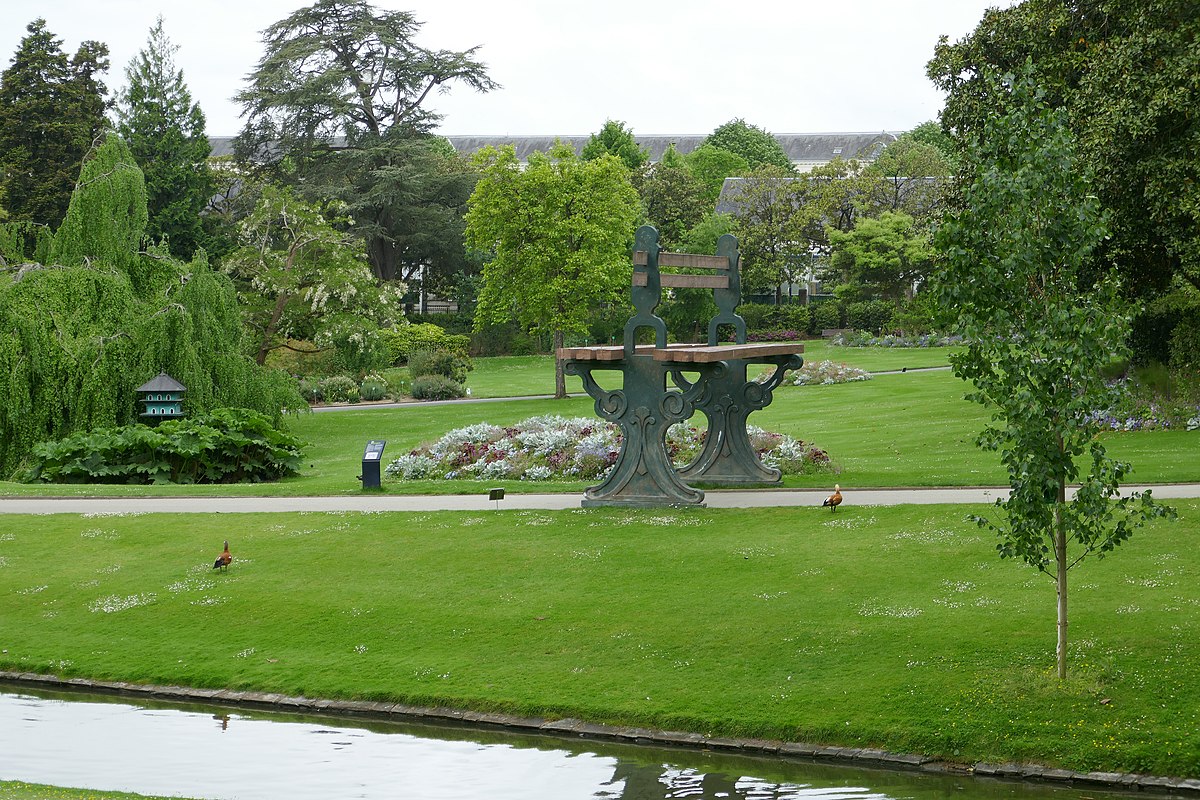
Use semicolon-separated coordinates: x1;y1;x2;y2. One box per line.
461;344;956;398
2;364;1197;497
2;503;1197;777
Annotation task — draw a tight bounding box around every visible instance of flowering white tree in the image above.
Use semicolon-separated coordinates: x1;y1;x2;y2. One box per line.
224;184;405;366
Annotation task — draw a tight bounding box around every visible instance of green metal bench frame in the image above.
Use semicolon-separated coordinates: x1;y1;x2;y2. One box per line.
559;225;803;507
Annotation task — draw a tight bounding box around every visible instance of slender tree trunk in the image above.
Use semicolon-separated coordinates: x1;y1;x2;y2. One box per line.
1055;475;1069;680
255;293;292;366
553;328;566;399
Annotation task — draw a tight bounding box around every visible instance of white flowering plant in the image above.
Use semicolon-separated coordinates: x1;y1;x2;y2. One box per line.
385;415;833;482
782;360;873;386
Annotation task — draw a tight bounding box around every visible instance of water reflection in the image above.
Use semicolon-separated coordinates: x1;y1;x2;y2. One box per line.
0;686;1139;800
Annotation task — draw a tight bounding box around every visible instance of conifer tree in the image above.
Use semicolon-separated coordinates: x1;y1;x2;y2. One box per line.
0;19;109;230
115;16;213;260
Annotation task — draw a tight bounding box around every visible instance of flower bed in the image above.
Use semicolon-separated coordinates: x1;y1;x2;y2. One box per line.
384;415;832;482
1084;381;1200;432
782;360;872;386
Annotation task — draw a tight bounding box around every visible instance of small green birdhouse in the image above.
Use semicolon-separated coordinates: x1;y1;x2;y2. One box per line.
136;372;186;423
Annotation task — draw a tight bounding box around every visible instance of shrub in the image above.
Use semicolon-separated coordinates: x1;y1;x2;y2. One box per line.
1169;314;1200;372
844;300;895;334
746;329;803;342
891;294;941;335
264;340;337;378
383;370;410;400
740;303;811;336
380;322;470;364
26;408;306;484
320;375;360;404
318;322;393;376
408;348;473;383
359;373;388;401
808;301;844;334
410;374;465;400
298;377;324;404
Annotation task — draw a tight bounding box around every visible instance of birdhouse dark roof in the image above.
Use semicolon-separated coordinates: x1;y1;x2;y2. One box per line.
136;372;186;393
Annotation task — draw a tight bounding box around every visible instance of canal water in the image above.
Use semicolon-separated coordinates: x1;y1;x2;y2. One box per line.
1;685;1141;800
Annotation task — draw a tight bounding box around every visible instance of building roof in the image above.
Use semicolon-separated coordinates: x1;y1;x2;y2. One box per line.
207;131;900;167
136;372;186;393
442;132;898;166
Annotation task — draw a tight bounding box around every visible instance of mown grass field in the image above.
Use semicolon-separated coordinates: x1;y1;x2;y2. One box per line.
1;503;1197;778
1;349;1197;497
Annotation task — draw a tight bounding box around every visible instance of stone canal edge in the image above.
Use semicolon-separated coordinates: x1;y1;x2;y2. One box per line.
5;671;1199;796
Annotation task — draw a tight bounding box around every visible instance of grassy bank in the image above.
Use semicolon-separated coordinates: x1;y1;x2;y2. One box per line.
0;782;189;800
2;503;1197;777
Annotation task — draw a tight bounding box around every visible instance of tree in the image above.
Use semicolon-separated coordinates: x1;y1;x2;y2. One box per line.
927;0;1200;362
317;134;480;294
864;135;952;224
466;143;639;398
49;132;148;279
582;119;648;173
682;144;749;204
223;184;405;366
827;211;932;301
114;16;214;261
703;119;792;171
0;19;109;231
638;161;709;250
933;65;1173;680
728;165;822;299
234;0;497;283
0;134;302;478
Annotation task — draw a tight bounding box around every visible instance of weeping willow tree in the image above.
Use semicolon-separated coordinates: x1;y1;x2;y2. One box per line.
0;131;303;478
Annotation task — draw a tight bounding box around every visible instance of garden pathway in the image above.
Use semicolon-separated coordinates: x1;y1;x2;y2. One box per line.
3;484;1199;515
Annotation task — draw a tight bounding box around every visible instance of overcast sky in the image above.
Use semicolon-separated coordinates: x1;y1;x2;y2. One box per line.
1;0;1014;138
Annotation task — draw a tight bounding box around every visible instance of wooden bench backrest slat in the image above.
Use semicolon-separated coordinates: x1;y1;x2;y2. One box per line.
633;251;728;270
633;273;728;289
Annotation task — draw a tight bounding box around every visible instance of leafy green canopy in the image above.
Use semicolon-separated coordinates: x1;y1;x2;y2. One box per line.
50;132;148;276
933;64;1173;678
0;133;303;479
466;144;639;396
927;0;1200;360
234;0;496;285
828;211;932;302
703;119;793;171
581;120;649;172
222;184;405;367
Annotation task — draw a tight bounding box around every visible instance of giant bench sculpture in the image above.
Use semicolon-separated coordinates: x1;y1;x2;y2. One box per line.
558;225;804;507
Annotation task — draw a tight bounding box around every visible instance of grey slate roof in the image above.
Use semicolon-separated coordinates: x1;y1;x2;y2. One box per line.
136;372;186;393
442;132;898;165
207;132;899;166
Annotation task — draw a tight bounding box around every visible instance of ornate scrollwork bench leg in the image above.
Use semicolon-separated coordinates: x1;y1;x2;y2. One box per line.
564;355;715;507
674;353;804;486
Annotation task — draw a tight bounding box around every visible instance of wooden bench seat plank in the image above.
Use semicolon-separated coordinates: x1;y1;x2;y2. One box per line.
650;342;805;362
558;343;707;362
633;251;728;270
632;273;728;289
